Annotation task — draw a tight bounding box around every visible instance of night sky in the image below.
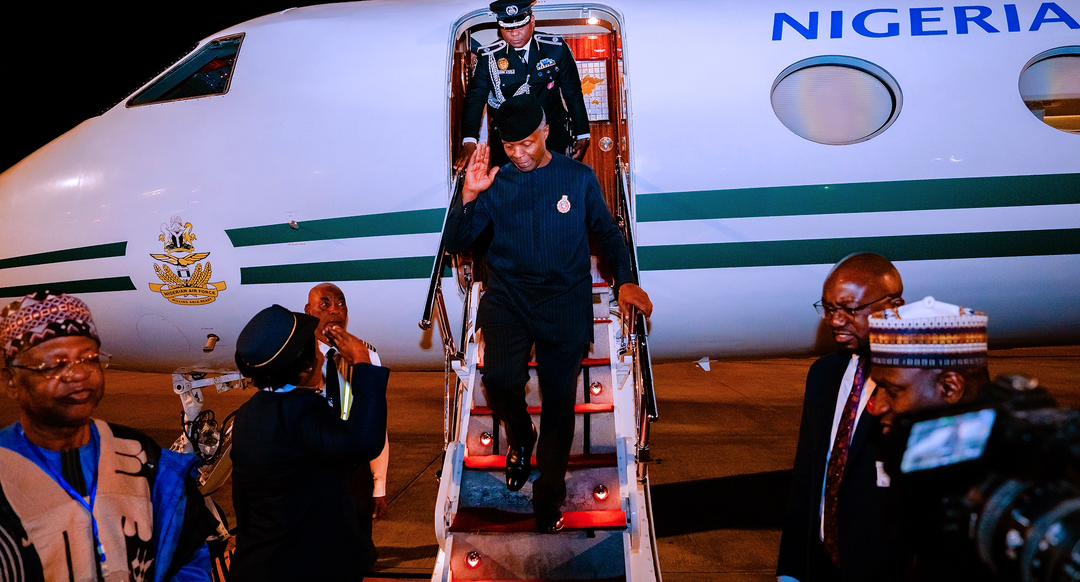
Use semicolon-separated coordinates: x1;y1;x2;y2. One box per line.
1;2;352;173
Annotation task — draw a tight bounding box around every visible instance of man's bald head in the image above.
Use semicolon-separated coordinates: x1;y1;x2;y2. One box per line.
819;253;904;352
305;283;348;344
824;253;904;297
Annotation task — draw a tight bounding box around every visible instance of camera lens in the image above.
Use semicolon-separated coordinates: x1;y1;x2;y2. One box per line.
974;479;1080;582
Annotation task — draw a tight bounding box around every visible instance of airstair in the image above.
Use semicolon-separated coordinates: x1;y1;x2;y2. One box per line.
421;160;662;581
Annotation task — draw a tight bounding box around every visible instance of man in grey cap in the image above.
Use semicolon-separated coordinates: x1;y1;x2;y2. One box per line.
445;94;652;532
455;0;591;171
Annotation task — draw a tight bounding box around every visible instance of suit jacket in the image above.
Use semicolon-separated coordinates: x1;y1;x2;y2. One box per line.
463;33;590;150
777;352;906;581
444;153;633;344
230;364;389;582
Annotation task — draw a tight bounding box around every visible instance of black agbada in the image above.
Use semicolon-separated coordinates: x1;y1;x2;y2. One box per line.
445;153;633;344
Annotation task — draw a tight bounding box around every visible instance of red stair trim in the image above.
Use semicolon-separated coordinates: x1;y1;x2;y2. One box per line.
593;317;612;323
470;403;614;416
463;452;618;471
478;358;610;370
592;282;610;289
453;578;626;582
450;508;626;533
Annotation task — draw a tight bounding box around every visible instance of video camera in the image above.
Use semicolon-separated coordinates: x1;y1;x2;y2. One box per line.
883;375;1080;582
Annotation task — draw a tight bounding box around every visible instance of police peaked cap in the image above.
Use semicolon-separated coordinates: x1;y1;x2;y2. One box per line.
495;95;546;142
490;0;535;28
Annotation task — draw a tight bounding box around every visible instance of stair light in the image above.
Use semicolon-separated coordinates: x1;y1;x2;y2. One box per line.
466;551;482;568
593;484;609;501
479;432;493;446
590;382;603;396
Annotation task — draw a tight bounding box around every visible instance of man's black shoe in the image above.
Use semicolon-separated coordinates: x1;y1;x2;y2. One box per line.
505;424;537;492
535;507;564;533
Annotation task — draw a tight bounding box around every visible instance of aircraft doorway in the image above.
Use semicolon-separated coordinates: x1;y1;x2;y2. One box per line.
449;5;631;212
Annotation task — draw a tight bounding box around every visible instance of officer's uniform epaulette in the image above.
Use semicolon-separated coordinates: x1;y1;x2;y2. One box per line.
534;32;565;46
478;39;507;56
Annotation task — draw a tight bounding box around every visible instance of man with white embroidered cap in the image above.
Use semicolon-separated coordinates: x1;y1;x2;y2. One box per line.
454;0;591;171
0;291;216;582
865;297;993;581
445;94;652;532
867;296;991;436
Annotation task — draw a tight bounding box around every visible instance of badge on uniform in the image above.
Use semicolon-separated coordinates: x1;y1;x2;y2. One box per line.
537;57;556;70
498;58;510;71
557;195;571;214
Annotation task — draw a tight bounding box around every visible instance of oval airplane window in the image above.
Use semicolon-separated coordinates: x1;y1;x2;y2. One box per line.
771;56;902;145
1019;47;1080;135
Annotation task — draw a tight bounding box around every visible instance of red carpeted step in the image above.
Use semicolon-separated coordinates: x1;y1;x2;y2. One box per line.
477;358;610;370
592;282;610;289
453;578;626;582
463;452;617;471
470;403;614;416
450;508;627;533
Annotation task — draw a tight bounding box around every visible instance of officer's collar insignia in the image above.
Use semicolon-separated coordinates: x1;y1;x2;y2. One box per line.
537;57;556;70
498;57;510;71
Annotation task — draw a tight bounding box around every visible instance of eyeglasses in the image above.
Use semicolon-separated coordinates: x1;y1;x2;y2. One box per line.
8;352;111;380
813;296;897;320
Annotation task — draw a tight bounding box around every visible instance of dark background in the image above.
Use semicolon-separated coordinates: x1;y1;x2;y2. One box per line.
1;2;352;173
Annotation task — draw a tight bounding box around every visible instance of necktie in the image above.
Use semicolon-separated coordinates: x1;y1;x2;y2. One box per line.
325;348;341;416
516;49;527;64
822;358;867;565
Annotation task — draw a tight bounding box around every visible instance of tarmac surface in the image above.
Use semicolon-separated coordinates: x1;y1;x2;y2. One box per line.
2;346;1077;580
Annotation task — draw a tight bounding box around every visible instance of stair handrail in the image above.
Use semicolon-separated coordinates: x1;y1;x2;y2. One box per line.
419;171;466;363
615;157;660;462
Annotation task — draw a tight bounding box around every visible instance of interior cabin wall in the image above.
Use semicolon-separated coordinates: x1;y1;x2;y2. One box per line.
562;32;625;211
450;19;629;215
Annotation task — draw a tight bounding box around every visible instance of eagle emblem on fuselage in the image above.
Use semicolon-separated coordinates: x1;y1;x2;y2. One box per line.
148;217;226;306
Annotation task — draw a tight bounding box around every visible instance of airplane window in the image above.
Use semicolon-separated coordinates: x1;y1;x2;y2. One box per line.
771;56;902;145
128;34;244;107
1019;47;1080;135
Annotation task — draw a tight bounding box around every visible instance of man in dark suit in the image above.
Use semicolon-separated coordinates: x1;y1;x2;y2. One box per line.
305;282;390;574
454;0;591;171
444;95;651;532
229;305;388;581
777;253;907;581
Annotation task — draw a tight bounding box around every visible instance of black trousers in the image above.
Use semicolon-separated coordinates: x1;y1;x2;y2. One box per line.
481;320;588;511
349;464;377;576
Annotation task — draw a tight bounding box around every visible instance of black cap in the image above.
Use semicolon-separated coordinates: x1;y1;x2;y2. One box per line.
235;304;319;379
490;0;534;29
495;94;545;142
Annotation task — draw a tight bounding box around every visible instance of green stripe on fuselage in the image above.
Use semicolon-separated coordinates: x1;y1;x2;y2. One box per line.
0;277;137;298
225;209;445;247
0;242;127;270
240;256;445;284
636;173;1080;222
637;229;1080;271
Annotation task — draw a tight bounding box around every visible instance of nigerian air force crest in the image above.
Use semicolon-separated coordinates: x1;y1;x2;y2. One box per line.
149;217;227;306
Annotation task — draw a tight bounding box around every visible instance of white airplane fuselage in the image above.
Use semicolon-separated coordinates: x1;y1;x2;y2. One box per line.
2;0;1079;372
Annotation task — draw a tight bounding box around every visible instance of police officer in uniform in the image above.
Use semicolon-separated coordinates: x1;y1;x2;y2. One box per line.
445;95;652;532
455;0;592;171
